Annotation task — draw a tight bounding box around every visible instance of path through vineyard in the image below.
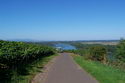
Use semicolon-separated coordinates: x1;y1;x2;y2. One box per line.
32;53;98;83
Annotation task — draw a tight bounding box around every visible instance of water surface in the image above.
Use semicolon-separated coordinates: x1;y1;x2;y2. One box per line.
54;43;76;50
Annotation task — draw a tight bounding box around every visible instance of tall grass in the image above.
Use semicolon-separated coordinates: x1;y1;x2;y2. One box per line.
12;54;57;83
73;55;125;83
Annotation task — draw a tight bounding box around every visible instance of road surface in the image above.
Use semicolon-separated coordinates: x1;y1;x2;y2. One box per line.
44;53;98;83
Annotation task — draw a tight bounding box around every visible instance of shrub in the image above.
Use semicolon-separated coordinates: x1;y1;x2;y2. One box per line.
85;46;107;64
115;39;125;62
0;40;55;82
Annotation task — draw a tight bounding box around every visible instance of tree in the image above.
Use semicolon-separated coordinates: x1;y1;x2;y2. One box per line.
116;39;125;62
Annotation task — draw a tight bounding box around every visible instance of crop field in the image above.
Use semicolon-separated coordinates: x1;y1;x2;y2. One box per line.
81;41;118;45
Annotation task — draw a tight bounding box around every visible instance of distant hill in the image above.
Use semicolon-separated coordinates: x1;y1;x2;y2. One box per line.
74;40;119;42
4;39;119;42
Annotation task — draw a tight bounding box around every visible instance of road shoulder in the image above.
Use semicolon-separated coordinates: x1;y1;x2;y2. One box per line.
31;55;59;83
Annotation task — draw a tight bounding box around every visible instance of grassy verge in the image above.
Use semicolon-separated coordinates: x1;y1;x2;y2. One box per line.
12;54;58;83
73;55;125;83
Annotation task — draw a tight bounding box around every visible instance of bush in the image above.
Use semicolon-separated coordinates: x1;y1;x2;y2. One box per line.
85;46;107;64
0;40;55;82
115;39;125;62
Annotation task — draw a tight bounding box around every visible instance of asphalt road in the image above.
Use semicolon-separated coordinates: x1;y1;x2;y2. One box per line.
44;53;98;83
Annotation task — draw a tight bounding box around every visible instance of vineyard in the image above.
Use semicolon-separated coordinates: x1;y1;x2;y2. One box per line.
0;40;55;83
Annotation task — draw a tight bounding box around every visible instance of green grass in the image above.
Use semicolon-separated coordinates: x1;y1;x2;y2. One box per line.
73;55;125;83
11;54;58;83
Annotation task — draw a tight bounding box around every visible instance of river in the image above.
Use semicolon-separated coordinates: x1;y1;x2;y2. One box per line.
54;43;76;50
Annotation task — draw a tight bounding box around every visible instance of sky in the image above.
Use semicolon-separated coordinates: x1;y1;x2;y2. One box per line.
0;0;125;41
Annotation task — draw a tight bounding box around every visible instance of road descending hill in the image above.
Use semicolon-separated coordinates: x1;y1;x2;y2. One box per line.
44;53;98;83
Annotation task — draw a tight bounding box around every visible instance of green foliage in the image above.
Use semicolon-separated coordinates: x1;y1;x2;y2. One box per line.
73;55;125;83
115;39;125;62
63;49;86;56
86;46;107;63
71;43;116;57
0;40;55;83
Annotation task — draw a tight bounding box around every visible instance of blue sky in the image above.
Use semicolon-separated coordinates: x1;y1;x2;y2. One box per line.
0;0;125;41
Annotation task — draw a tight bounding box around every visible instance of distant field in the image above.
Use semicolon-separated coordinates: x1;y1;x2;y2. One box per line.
81;42;118;45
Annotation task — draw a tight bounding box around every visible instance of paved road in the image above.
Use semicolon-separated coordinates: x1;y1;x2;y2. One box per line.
44;53;98;83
